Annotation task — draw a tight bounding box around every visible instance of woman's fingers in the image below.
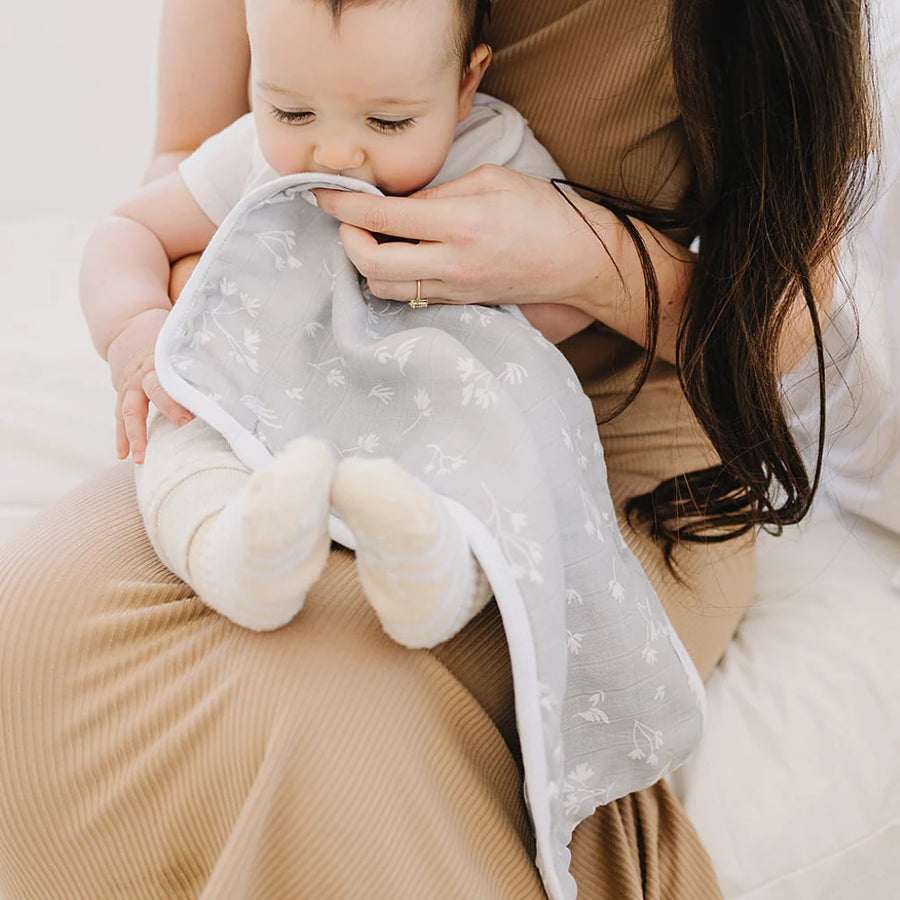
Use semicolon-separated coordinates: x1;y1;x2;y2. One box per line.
337;222;448;285
314;171;515;303
364;276;450;305
409;164;501;201
315;189;459;243
317;168;611;314
339;223;451;303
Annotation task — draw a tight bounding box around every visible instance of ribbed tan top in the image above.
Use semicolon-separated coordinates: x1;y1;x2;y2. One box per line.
483;2;755;664
481;0;693;210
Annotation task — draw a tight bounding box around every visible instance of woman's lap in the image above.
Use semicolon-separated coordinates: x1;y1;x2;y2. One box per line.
0;464;542;898
0;462;722;899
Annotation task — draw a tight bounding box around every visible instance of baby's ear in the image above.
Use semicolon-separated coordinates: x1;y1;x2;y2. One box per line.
457;44;492;121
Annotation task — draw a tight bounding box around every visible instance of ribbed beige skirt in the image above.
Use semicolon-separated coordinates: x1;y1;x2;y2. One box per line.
0;462;723;899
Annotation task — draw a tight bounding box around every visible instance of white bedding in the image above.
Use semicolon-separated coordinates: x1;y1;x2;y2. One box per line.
671;506;900;899
0;216;114;546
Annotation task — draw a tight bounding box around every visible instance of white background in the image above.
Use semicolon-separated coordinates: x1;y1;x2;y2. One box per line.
0;1;162;219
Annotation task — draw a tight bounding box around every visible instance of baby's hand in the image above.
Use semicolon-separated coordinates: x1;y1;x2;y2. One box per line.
106;308;193;464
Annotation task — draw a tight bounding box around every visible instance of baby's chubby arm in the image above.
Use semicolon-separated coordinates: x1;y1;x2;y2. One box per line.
80;174;218;462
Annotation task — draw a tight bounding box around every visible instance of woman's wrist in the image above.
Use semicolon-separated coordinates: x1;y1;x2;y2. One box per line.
563;191;695;365
519;302;595;344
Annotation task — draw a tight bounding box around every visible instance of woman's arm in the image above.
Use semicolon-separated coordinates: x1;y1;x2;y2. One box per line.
148;0;250;182
315;164;835;369
145;0;251;303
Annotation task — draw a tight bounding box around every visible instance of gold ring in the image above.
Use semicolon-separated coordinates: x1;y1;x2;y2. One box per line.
409;279;429;309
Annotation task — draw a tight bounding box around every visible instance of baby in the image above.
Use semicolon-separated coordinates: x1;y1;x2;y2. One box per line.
80;0;590;643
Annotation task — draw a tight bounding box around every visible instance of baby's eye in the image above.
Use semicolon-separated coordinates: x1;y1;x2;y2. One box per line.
270;107;314;125
367;117;415;134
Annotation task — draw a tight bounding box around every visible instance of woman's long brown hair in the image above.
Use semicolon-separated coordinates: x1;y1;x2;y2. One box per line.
617;0;877;561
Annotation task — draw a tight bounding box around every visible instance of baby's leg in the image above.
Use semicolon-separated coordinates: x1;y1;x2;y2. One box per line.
331;457;492;648
137;416;334;631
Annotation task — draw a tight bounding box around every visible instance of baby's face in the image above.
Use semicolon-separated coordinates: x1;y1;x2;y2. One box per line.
247;0;484;195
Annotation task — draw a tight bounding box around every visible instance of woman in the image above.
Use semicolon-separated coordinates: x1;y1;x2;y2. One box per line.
0;0;874;897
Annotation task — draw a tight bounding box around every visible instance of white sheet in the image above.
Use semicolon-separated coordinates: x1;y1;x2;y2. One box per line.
0;216;115;545
669;501;900;899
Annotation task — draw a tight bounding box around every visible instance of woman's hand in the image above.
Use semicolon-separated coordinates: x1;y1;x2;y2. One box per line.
314;165;612;310
107;308;192;464
314;165;694;359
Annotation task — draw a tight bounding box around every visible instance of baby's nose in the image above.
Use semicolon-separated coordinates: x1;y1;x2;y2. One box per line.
312;138;365;173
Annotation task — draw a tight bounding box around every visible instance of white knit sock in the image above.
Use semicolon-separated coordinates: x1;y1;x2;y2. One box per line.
331;457;492;648
187;437;335;631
